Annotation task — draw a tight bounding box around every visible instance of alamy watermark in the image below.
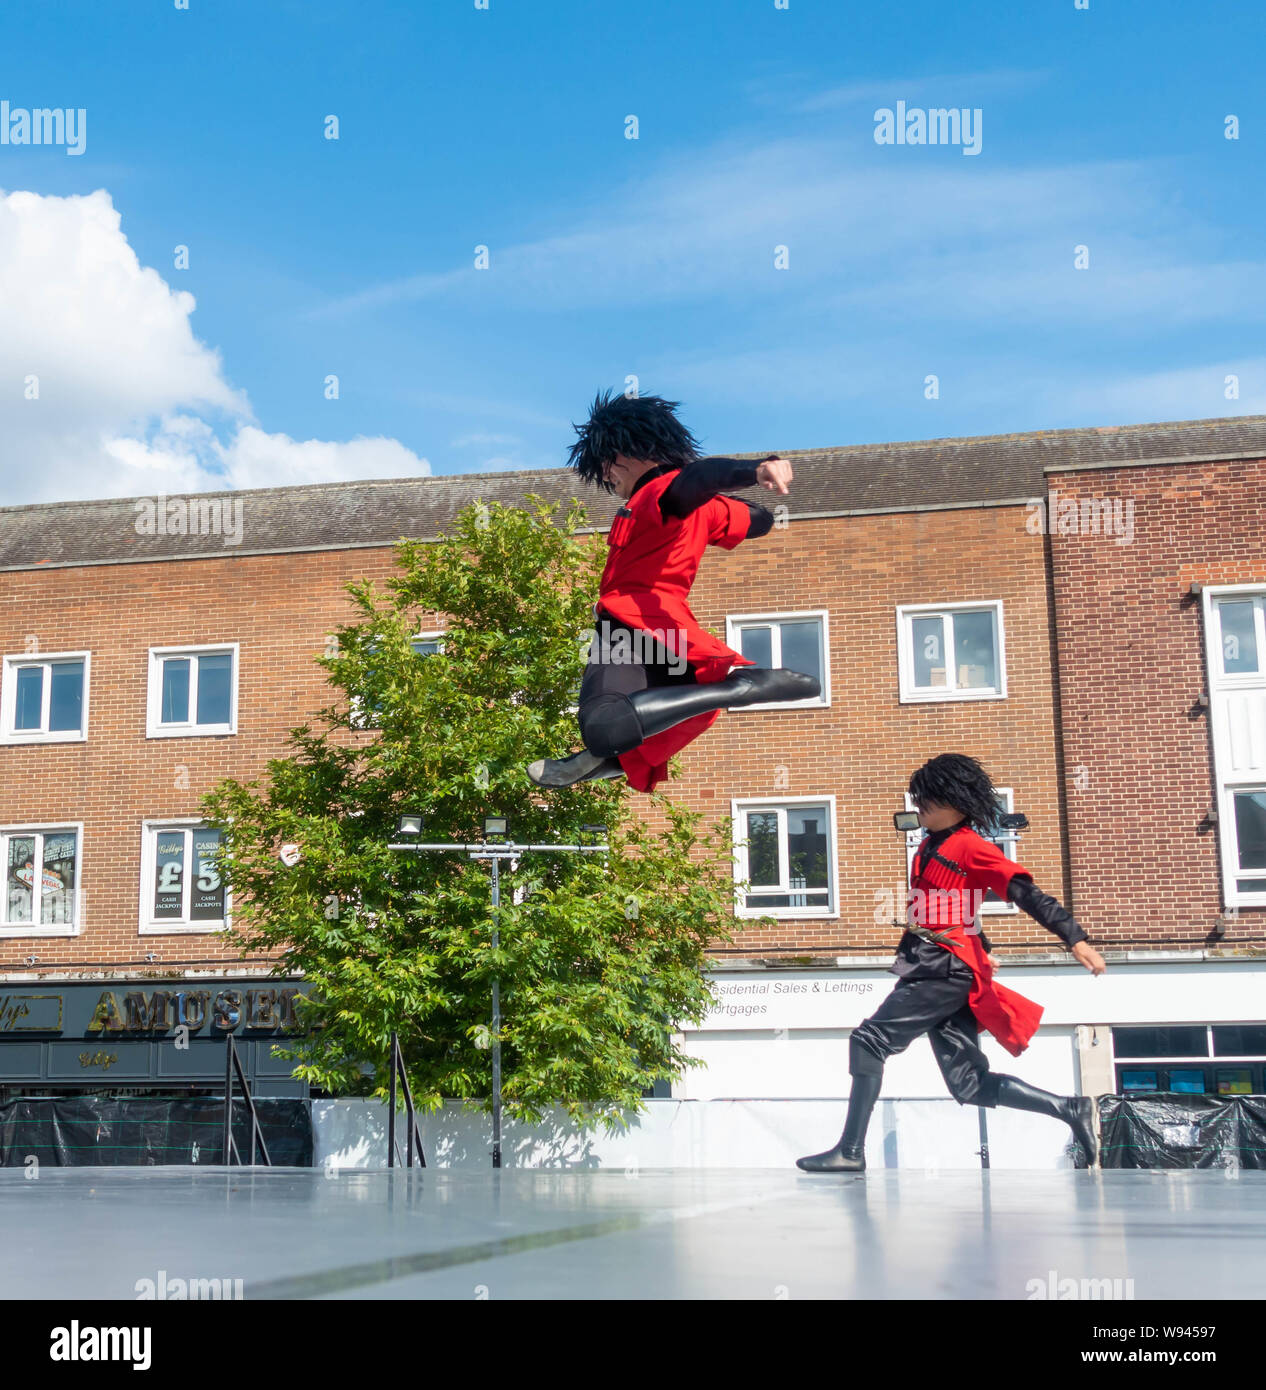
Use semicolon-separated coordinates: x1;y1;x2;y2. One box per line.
1025;489;1135;545
874;102;982;156
1026;1268;1135;1300
580;624;687;676
49;1323;151;1368
135;1268;244;1300
1;101;86;156
134;494;244;547
873;886;988;930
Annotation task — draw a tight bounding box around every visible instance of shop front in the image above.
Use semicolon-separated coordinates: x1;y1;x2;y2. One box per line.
0;977;309;1100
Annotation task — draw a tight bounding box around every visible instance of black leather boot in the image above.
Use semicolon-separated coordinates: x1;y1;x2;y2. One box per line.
628;667;821;740
995;1075;1098;1167
529;669;821;787
796;1072;882;1173
527;750;625;788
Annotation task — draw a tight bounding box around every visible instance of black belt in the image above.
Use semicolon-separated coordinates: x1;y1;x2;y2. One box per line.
893;919;958;947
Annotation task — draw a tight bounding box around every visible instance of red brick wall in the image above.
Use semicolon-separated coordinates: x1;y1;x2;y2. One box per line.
1048;456;1266;946
0;492;1129;974
0;550;414;971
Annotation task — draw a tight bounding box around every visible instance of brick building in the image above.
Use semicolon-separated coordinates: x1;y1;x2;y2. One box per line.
1;415;1263;1106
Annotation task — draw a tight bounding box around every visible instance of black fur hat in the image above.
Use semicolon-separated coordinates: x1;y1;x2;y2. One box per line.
908;753;1002;833
566;389;701;492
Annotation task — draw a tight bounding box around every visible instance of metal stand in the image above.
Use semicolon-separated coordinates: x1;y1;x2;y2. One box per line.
387;1030;427;1168
387;837;609;1169
222;1032;273;1166
489;855;502;1168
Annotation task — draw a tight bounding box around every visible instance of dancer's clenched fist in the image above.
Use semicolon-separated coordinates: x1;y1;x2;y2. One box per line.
756;455;793;494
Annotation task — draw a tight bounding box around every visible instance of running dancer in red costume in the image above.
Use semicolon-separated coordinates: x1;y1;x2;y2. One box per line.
527;390;819;791
797;754;1108;1172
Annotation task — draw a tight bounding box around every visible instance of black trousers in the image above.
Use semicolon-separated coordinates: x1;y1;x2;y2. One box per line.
576;615;698;753
849;972;1002;1109
579;615;697;699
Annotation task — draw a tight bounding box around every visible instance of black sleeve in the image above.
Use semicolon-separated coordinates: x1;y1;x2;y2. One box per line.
659;456;764;520
743;499;774;538
1006;875;1089;947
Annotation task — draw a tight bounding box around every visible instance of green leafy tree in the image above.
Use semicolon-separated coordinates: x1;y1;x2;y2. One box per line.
201;497;745;1130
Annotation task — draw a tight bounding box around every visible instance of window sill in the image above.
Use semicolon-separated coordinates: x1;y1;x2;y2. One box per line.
726;700;830;713
0;926;80;938
146;726;236;739
138;923;229;935
0;732;87;745
899;689;1006;704
734;908;837;921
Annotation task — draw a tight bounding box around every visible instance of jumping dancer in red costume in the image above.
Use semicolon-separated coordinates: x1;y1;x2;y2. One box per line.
797;754;1108;1172
528;391;820;792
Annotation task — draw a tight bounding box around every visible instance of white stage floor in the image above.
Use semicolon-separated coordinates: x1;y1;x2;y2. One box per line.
2;1166;1261;1300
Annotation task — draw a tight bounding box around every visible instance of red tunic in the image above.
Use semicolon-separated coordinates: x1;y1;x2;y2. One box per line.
908;824;1045;1057
597;469;754;792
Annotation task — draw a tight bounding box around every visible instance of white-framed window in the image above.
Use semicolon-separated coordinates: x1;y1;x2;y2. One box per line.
146;643;238;738
1203;587;1266;907
896;601;1006;703
411;631;445;658
1111;1023;1266;1096
1210;593;1265;684
903;789;1019;914
1;652;90;743
732;795;837;918
139;820;229;933
2;823;82;936
724;611;830;708
1227;789;1266;899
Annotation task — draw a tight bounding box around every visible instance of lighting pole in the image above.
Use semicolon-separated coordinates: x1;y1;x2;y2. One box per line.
389;815;610;1169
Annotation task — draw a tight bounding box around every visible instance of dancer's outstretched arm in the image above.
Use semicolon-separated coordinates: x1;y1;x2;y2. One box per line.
1005;876;1106;973
659;455;790;531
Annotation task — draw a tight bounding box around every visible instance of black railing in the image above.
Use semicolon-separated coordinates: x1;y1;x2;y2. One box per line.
387;1030;427;1168
222;1033;273;1166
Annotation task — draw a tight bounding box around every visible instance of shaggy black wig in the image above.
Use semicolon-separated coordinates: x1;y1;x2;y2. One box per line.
566;389;701;492
908;753;1002;833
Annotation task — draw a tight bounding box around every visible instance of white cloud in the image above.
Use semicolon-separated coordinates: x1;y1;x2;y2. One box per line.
310;132;1266;331
649;340;1266;431
787;67;1046;112
1;188;246;426
1054;360;1266;422
101;418;433;497
215;425;430;491
0;188;429;504
658;346;895;404
307;101;1266;361
823;240;1266;328
450;431;522;448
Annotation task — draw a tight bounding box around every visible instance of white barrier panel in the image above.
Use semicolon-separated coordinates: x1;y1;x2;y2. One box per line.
312;1097;1078;1171
699;960;1266;1030
673;1026;1078;1100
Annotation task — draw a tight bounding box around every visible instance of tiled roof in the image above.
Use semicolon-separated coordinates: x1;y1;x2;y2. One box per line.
3;414;1264;570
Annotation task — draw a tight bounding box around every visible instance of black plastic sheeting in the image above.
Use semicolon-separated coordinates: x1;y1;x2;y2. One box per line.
0;1097;312;1167
1100;1093;1266;1169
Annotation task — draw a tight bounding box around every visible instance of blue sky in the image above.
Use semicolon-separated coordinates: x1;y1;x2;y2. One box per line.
2;0;1264;501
